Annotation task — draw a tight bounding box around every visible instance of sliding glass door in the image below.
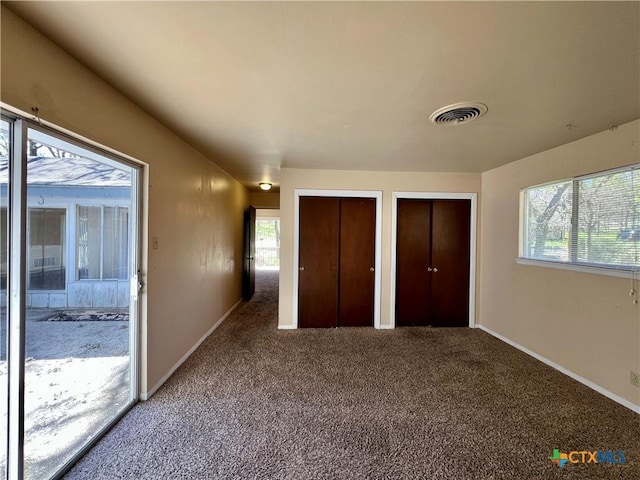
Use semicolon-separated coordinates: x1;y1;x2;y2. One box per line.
1;119;10;479
1;113;140;480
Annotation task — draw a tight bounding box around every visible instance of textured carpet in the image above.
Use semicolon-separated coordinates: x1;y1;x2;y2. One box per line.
65;271;639;479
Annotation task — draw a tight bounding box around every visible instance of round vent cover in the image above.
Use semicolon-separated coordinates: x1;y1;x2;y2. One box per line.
429;102;488;126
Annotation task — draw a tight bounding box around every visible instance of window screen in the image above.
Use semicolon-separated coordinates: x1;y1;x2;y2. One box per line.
77;205;129;280
28;208;66;290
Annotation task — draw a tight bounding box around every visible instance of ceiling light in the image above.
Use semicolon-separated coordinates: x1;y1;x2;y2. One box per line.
259;183;272;191
430;102;488;126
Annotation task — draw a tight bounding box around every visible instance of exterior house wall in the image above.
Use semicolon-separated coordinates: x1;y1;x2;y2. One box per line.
1;184;132;310
27;189;131;310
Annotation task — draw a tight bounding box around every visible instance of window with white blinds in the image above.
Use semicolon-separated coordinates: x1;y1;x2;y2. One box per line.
521;164;640;272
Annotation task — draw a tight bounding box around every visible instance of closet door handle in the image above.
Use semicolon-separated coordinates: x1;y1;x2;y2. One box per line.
433;267;438;273
369;267;375;272
299;266;305;271
427;267;433;272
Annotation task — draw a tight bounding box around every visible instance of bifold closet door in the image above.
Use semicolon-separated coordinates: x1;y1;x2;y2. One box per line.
395;198;471;327
396;199;432;326
298;197;340;328
298;196;376;328
339;198;375;327
430;200;470;326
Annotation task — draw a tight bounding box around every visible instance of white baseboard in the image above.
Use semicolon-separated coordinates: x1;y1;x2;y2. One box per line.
277;324;297;330
476;325;640;414
141;298;243;400
278;324;394;329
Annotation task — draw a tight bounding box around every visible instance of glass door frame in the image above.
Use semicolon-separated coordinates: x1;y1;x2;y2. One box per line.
2;109;142;480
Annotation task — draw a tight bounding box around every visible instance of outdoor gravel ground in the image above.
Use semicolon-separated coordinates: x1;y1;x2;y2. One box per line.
0;308;130;479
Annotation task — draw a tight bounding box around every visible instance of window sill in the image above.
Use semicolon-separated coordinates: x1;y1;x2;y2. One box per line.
516;258;639;279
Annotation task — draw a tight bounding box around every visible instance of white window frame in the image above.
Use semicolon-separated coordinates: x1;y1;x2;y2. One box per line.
26;205;68;292
517;164;640;279
76;204;130;281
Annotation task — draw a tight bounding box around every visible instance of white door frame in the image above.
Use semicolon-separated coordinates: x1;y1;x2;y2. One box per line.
390;191;478;328
293;189;383;329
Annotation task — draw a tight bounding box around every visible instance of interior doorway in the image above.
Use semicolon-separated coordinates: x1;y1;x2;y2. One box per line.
255;209;280;271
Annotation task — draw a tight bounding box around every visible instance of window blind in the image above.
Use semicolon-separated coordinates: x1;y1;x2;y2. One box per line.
522;164;639;271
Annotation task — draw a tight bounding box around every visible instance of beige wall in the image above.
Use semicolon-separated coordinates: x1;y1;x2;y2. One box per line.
251;191;280;209
257;209;280;218
479;119;640;407
279;168;481;328
1;8;250;396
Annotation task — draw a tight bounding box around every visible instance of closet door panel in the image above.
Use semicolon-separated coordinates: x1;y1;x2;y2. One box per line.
396;199;431;326
298;197;340;328
430;200;471;327
339;198;376;327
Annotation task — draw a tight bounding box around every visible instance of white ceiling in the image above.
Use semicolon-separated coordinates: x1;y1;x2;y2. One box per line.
7;1;640;191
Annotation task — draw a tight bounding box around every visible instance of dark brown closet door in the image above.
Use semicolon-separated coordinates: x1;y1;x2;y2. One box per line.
430;200;471;327
298;197;340;328
396;199;432;326
339;198;376;327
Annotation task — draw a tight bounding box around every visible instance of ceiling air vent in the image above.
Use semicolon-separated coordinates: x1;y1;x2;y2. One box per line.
429;102;488;126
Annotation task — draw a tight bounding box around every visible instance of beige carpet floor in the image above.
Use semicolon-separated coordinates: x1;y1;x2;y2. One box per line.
65;271;639;479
